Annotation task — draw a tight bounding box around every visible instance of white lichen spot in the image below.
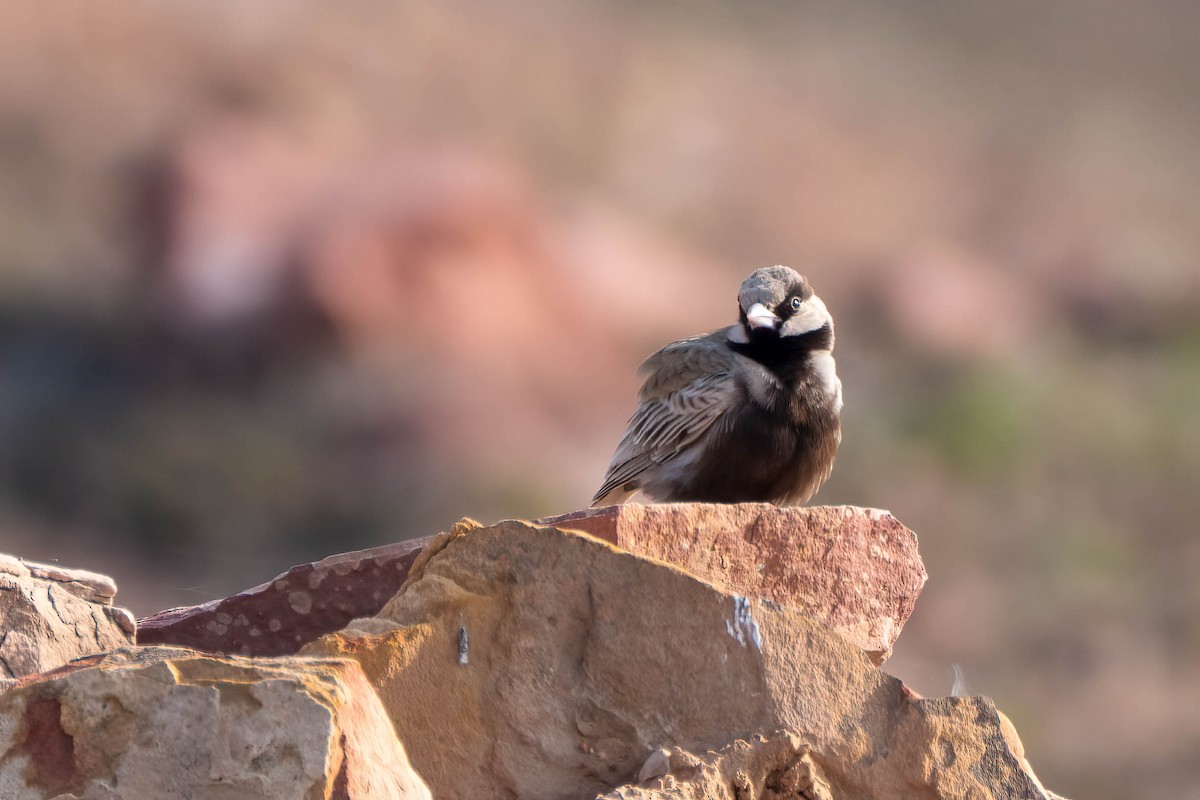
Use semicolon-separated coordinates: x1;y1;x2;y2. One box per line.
725;595;763;651
287;591;312;615
268;619;282;632
638;748;672;783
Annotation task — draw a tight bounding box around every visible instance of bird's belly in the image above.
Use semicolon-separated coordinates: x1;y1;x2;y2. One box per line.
645;408;836;504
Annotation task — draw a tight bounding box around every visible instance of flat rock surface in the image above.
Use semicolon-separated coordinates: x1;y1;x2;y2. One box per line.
305;520;1046;800
137;538;429;657
542;503;927;662
0;646;430;799
0;554;134;681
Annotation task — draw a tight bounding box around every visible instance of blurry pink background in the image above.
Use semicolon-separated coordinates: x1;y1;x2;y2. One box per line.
1;3;1198;797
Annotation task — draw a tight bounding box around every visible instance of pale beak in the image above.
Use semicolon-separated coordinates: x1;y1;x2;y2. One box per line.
745;302;780;331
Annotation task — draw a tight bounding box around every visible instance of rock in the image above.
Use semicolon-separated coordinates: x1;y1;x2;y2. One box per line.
869;246;1044;358
137;537;430;657
0;646;431;799
305;519;1049;799
139;506;923;666
0;554;134;681
146;133;733;508
0;555;119;606
598;700;1065;800
637;748;673;784
542;503;926;662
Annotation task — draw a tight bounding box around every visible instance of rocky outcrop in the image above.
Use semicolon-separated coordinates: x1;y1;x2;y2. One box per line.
137;537;428;657
0;555;134;683
544;503;925;662
597;697;1055;800
1;506;1067;799
0;647;430;799
140;504;924;665
306;518;1048;799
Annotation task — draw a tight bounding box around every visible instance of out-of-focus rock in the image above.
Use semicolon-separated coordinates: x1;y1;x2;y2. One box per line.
152;128;730;354
868;246;1046;358
146;131;733;498
151;114;342;331
137;537;429;657
0;554;134;681
305;519;1050;799
542;503;926;662
0;646;430;799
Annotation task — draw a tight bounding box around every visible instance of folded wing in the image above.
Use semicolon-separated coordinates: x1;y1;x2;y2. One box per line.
592;333;740;506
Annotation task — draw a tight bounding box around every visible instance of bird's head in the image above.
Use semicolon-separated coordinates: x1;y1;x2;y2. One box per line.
729;266;833;346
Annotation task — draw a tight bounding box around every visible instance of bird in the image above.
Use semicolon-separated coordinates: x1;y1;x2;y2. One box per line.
592;265;842;507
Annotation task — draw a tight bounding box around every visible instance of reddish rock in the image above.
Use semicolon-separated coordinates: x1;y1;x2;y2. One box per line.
145;132;733;501
306;519;1048;800
870;245;1045;358
137;538;430;657
139;505;924;664
541;503;926;662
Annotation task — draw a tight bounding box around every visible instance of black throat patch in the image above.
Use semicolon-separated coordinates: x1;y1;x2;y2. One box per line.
728;323;833;383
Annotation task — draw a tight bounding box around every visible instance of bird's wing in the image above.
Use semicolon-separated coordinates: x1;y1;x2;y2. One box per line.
592;332;740;505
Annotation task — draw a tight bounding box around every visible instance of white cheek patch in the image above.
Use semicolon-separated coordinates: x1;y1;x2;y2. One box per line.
781;294;832;336
810;350;843;412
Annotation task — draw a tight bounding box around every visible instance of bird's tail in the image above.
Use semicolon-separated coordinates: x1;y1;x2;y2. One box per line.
590;486;637;508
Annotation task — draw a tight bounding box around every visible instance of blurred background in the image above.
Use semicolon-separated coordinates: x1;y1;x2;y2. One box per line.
1;2;1198;796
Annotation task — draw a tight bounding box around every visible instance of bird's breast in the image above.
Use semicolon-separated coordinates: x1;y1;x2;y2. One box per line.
806;350;843;413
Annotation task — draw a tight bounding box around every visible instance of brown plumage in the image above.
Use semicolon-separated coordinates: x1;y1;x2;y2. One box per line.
592;266;842;506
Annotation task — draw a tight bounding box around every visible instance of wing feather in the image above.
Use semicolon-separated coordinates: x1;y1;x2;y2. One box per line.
592;331;740;505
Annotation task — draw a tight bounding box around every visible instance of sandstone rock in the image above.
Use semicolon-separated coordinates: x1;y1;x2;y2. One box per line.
0;555;119;606
0;646;430;799
600;699;1066;800
305;520;1050;799
137;537;429;657
139;505;923;667
0;554;134;682
543;503;926;662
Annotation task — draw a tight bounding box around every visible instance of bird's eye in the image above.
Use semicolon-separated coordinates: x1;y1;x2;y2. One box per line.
790;296;803;311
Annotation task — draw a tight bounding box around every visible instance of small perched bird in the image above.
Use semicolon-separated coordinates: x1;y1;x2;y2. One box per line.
592;266;842;506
